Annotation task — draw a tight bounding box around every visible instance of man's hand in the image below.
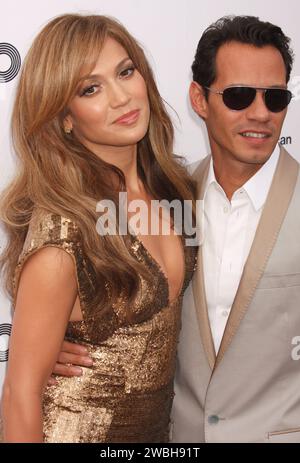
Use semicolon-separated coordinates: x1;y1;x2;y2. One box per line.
47;340;93;386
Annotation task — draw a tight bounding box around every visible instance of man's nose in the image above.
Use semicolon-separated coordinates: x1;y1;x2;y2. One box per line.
108;82;131;108
245;90;271;122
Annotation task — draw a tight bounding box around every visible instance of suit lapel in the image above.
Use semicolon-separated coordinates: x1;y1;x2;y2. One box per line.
215;147;299;369
192;155;216;370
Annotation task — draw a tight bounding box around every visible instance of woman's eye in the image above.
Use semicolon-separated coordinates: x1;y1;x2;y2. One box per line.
81;85;99;96
119;67;135;78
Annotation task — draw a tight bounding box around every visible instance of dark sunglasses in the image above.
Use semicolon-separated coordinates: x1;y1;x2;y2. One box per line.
205;85;293;112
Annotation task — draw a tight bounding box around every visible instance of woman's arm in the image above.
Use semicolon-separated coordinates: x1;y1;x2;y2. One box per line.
1;246;78;442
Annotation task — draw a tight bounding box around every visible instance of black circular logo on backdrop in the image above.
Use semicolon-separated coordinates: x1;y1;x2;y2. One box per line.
0;43;21;82
0;323;12;362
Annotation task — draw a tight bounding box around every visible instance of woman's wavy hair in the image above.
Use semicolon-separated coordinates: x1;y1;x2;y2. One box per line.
0;13;197;319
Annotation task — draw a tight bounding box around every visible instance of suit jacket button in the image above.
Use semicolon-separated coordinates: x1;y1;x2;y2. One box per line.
208;415;220;424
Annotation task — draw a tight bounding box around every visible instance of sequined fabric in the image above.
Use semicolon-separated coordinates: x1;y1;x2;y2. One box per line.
13;209;197;443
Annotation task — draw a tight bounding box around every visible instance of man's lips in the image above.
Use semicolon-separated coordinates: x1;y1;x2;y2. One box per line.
239;130;272;138
114;110;140;124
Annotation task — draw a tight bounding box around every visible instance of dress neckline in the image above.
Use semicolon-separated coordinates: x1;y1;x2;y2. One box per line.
130;231;186;305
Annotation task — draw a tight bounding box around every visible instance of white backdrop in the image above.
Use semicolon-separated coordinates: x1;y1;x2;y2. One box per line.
1;0;300;393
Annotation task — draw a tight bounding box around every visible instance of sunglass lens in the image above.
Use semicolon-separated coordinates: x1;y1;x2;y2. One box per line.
223;87;256;110
265;89;292;112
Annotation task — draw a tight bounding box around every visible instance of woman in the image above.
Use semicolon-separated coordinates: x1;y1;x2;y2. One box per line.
0;13;197;442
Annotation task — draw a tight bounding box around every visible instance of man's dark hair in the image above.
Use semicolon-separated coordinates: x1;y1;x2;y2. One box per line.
192;15;294;98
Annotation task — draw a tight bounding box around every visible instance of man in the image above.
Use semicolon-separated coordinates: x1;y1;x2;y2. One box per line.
51;16;300;442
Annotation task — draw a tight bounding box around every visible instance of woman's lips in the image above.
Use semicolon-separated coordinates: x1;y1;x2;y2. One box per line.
114;109;140;125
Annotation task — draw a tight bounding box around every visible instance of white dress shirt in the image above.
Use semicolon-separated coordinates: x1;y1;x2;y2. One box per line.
203;145;280;354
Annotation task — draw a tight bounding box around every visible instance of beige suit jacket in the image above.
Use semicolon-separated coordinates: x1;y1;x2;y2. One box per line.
171;147;300;443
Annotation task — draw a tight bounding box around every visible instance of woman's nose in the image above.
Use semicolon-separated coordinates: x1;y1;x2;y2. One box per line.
108;82;131;108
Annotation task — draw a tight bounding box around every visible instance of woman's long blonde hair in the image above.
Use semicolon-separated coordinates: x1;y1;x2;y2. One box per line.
0;13;196;318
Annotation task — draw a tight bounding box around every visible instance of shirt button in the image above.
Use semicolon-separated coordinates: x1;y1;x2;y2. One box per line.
208;415;220;425
222;310;229;317
223;206;229;213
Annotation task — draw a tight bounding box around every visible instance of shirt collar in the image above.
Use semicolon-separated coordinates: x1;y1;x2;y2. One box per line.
204;144;281;211
242;144;280;210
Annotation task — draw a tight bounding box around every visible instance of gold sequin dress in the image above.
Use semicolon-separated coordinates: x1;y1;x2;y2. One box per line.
13;209;197;443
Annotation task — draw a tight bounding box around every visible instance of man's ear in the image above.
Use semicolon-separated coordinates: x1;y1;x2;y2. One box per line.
189;81;208;119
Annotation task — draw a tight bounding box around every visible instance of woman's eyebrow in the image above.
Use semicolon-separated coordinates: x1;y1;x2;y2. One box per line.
79;57;132;83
